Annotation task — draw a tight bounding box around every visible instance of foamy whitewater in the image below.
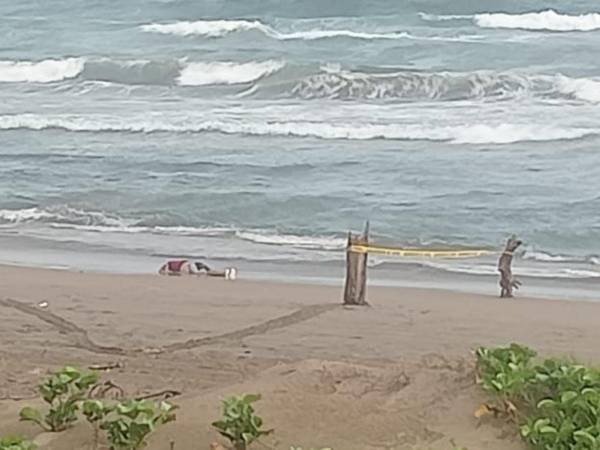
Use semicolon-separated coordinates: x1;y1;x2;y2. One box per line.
2;0;600;289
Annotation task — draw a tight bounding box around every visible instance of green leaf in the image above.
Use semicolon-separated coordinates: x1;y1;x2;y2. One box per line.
574;430;597;446
76;372;99;389
560;391;578;403
535;373;550;382
61;366;81;380
19;407;44;425
490;380;503;391
533;418;551;432
251;415;263;428
225;405;241;419
0;436;38;450
242;394;261;404
539;426;558;435
537;399;556;409
212;420;228;431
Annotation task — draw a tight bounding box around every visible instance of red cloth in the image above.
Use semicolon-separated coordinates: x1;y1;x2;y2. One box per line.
167;260;188;272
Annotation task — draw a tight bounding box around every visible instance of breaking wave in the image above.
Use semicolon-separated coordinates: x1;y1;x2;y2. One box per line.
0;58;84;83
421;9;600;32
236;231;345;250
555;76;600;103
5;57;600;105
140;18;482;42
0;57;284;87
474;10;600;32
178;60;284;86
522;249;600;265
423;261;600;279
0;206;129;228
2;207;599;279
284;68;545;101
0;113;596;144
0;206;344;251
264;69;600;103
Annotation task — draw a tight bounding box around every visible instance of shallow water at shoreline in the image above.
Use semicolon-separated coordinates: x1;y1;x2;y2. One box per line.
1;234;598;302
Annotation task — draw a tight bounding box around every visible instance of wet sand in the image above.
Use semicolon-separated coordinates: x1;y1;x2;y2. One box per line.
1;264;599;449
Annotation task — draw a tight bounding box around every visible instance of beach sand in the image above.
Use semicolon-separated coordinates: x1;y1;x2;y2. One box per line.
1;264;599;450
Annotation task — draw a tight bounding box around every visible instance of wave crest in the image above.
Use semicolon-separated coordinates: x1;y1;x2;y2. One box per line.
0;57;285;87
263;69;600;104
236;231;345;250
0;206;344;251
140;19;270;37
0;58;84;83
178;60;284;86
287;68;540;101
475;10;600;32
422;9;600;32
0;206;127;227
0;114;595;144
139;19;477;41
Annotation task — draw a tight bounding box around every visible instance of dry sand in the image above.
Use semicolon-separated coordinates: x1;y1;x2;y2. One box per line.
1;264;599;449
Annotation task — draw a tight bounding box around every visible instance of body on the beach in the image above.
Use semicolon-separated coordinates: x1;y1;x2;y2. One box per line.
158;260;237;280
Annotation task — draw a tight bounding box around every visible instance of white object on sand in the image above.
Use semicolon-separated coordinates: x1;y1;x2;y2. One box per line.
38;301;49;309
225;267;237;281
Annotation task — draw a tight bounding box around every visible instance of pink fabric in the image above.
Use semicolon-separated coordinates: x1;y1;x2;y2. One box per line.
167;260;187;272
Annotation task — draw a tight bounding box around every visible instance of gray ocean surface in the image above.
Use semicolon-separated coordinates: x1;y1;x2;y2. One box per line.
2;0;600;290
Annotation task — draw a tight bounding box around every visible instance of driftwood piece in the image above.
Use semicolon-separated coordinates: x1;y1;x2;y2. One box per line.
498;236;522;298
90;381;181;401
343;221;369;306
135;389;182;401
88;362;124;371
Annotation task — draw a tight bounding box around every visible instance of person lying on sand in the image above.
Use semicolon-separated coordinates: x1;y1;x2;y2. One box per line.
158;260;237;280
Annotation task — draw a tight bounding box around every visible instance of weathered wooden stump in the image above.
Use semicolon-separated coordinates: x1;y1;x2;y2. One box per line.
498;235;522;298
343;222;369;306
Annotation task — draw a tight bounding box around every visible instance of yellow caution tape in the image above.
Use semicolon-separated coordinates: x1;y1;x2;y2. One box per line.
348;244;493;259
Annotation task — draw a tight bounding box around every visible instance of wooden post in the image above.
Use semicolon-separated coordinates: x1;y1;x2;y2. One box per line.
343;221;369;306
498;235;523;298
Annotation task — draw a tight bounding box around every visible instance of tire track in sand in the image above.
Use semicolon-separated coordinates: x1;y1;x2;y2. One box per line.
162;303;339;352
0;298;339;355
0;297;124;355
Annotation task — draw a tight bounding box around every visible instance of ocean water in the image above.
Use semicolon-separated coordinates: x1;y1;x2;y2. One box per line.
2;0;600;285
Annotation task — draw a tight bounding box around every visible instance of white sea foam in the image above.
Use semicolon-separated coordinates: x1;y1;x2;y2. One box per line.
0;114;596;144
236;231;345;250
418;13;473;21
522;249;600;266
140;19;406;40
555;75;600;103
0;206;344;251
178;60;284;86
447;124;594;145
290;69;537;101
0;206;126;227
0;58;84;83
140;19;271;37
140;19;479;42
522;250;575;263
424;261;600;279
268;68;600;103
474;10;600;32
423;10;600;32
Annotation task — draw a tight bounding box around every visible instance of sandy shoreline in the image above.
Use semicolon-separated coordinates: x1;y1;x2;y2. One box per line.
1;264;599;449
2;233;600;302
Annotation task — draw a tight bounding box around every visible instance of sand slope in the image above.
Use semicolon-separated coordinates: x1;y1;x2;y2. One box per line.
1;265;598;449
